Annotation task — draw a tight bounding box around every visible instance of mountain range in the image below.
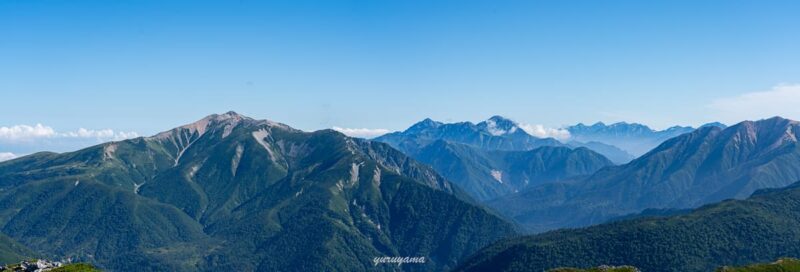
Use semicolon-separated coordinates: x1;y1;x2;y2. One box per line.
490;116;800;232
566;122;699;157
457;181;800;272
3;112;798;271
565;141;635;164
377;116;700;166
375;117;616;201
0;112;517;271
376;116;563;155
412;140;613;201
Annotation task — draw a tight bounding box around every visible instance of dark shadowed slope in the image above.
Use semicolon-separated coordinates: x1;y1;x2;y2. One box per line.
567;141;635;164
413;140;613;201
716;258;800;272
458;182;800;272
0;233;34;264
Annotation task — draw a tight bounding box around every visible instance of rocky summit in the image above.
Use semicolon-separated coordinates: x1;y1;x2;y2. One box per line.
0;112;516;271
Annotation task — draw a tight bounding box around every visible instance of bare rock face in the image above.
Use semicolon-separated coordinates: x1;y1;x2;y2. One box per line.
5;259;64;272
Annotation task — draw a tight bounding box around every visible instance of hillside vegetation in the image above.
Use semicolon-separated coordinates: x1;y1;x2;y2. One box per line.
0;233;34;264
457;182;800;272
0;112;516;271
716;258;800;272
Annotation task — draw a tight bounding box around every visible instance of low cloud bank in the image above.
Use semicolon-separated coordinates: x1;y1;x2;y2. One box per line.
518;123;571;141
709;84;800;123
0;124;139;142
0;152;16;162
332;127;391;139
0;123;139;155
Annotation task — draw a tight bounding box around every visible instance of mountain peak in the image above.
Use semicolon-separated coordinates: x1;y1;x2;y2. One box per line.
732;116;798;131
700;122;727;129
479;116;519;136
420;117;439;125
150;112;292;140
664;125;694;132
763;116;799;124
591;121;606;127
608;122;651;130
205;111;246;121
404;118;442;133
569;121;654;133
193;111;247;129
222;110;242;117
487;115;516;126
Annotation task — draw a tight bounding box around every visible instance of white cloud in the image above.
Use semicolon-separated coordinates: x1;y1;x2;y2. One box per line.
484;119;518;136
0;124;140;155
0;124;138;142
332;127;391;138
518;123;571;141
709;84;800;123
0;152;16;162
0;124;56;140
62;128;140;141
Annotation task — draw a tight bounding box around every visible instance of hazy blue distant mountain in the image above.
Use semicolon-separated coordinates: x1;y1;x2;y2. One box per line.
567;141;635;164
700;122;728;129
457;181;800;272
412;140;613;201
377;116;633;164
376;117;615;201
491;117;800;232
566;122;695;156
375;116;564;155
0;112;517;271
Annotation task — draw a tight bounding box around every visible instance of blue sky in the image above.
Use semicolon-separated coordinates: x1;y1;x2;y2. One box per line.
2;0;800;155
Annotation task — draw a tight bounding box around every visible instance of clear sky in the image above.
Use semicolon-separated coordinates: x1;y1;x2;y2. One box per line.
2;0;800;155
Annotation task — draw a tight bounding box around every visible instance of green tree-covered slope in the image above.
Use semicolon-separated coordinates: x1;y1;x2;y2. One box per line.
0;232;34;264
716;258;800;272
0;112;516;271
457;182;800;272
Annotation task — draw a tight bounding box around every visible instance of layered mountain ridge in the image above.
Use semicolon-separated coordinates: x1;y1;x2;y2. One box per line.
413;140;613;201
376;116;563;155
0;112;517;271
375;117;615;201
566;121;696;156
458;181;800;272
491;116;800;232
